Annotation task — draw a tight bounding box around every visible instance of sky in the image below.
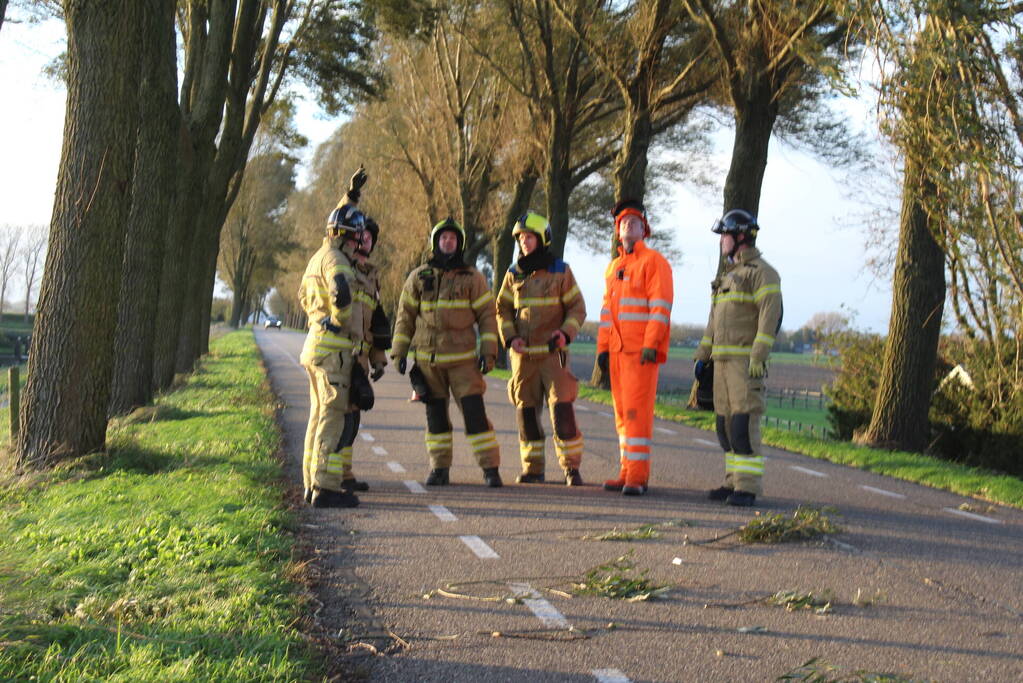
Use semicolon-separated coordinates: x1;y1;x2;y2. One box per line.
0;17;896;332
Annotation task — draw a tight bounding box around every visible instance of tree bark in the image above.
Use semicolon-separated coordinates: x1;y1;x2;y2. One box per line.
16;0;142;467
859;160;945;452
722;95;776;219
0;0;8;36
109;0;178;417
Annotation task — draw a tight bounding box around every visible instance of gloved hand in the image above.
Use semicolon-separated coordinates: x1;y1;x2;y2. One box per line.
640;347;657;364
346;164;368;202
597;351;609;373
479;354;495;374
394;356;407;375
370;363;385;382
694;359;707;381
549;329;567;350
748;358;766;378
509;337;526;354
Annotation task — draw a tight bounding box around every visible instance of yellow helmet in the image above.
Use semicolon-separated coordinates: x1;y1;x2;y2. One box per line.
430;217;465;255
512;211;552;248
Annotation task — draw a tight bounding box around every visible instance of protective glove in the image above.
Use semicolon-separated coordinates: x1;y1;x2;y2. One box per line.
597;351;609;373
694;360;707;381
508;337;525;354
479;354;495;374
370;363;385;382
395;356;407;375
640;347;657;364
346;164;368;203
548;329;567;350
748;358;767;378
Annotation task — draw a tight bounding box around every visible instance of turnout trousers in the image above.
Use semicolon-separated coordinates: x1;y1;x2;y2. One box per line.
418;360;500;470
507;351;583;475
712;358;765;495
609;351;659;487
301;349;354;492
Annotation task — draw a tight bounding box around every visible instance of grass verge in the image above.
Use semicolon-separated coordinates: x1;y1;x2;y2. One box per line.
488;369;1023;509
0;330;320;681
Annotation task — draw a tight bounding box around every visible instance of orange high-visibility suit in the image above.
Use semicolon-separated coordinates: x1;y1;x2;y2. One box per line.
597;240;674;489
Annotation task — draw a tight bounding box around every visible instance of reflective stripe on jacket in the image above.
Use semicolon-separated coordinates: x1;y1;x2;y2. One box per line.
298;238;358;359
694;247;782;364
392;264;498;366
496;259;586;356
597;240;674;362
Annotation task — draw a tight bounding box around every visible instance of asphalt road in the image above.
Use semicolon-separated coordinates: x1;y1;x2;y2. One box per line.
256;328;1023;682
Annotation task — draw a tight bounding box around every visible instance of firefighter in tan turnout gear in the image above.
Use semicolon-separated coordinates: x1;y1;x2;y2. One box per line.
334;216;391;494
497;212;586;485
694;209;783;507
298;167;368;508
390;218;503;487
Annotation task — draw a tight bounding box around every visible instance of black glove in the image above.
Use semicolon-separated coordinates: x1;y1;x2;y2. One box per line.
396;357;407;375
371;364;385;382
346;164;368;203
597;351;609;373
640;347;657;364
479;354;495;374
695;360;707;381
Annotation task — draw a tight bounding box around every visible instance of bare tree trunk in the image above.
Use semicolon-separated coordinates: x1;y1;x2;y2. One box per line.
546;122;573;259
722;98;776;218
16;0;142;467
109;0;178;417
0;0;8;36
860;162;945;452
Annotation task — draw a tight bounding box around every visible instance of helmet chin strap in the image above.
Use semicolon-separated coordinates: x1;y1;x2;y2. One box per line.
726;232;747;262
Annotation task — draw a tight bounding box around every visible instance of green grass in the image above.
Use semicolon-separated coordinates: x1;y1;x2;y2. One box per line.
487;369;1023;509
568;341;833;367
0;330;320;681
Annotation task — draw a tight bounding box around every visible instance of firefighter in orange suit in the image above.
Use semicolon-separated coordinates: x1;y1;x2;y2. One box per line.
496;211;587;486
598;199;674;496
299;167;368;509
334;216;391;494
694;209;782;507
390;218;503;487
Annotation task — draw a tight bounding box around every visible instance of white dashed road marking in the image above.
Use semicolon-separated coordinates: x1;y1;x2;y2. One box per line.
460;535;499;559
944;507;1002;524
789;465;828;478
507;583;569;629
655;427;677;435
597;411;613;418
860;485;906;500
360;432;375;442
387;462;406;473
576;405;591;412
592;669;631;683
694;438;718;447
403;480;427;494
372;446;387;455
429;504;457;522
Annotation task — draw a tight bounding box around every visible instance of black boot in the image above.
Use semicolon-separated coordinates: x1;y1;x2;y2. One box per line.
622;484;648;496
425;468;449;486
311;486;359;508
483;467;503;488
708;486;734;501
303;487;313;504
342;478;370;492
564;469;583;486
726;491;756;507
516;472;545;484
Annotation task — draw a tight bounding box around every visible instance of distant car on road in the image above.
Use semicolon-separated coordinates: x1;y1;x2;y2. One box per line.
264;318;282;330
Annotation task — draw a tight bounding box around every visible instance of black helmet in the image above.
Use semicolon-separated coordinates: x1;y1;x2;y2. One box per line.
711;209;759;237
430;217;465;255
327;203;366;239
364;216;380;254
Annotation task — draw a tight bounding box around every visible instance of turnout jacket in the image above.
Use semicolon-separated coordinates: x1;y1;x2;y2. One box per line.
392;263;498;366
351;260;388;366
298;238;359;361
694;247;782;365
496;258;586;356
597;240;674;362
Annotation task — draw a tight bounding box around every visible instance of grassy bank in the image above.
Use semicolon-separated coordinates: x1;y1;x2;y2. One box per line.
0;330;319;681
489;369;1023;509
